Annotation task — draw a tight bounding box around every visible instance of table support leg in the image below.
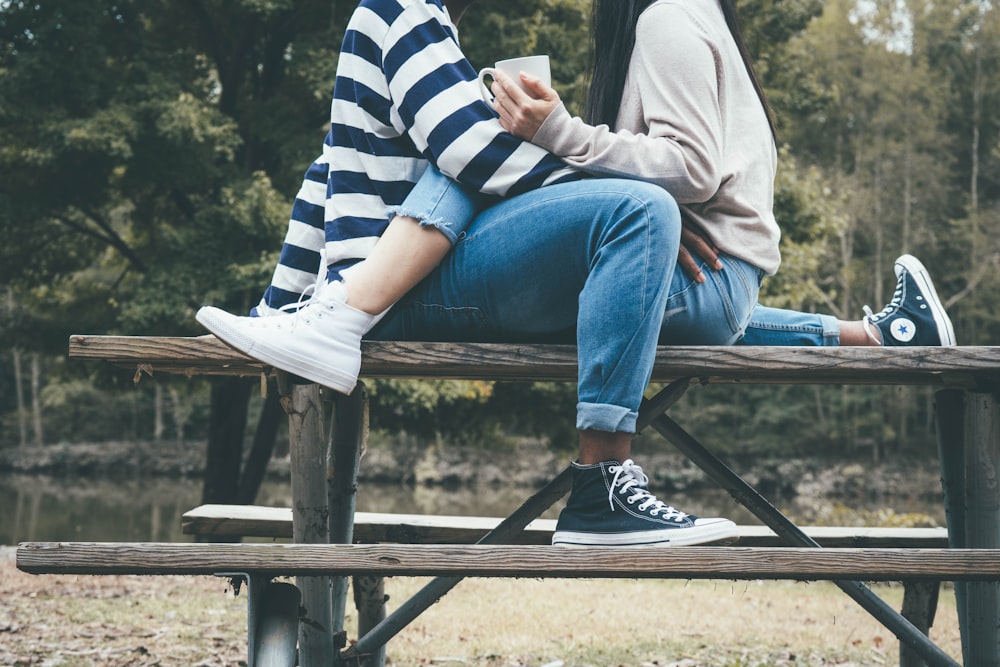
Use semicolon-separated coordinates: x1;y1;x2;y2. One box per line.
962;391;1000;667
250;578;301;667
935;388;968;660
284;382;334;667
336;378;694;664
647;396;960;667
329;385;367;634
337;467;573;665
354;575;387;667
900;580;940;667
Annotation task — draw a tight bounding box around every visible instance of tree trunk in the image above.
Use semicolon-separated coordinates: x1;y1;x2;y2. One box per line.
169;386;189;446
13;348;28;449
901;51;914;254
236;384;284;505
154;382;165;442
200;377;252;543
30;353;43;447
873;156;884;311
970;39;982;266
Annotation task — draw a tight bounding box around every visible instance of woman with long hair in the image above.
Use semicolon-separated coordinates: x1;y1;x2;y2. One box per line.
489;0;954;350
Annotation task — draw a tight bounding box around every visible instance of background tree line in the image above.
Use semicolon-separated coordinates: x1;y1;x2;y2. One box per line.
1;0;998;471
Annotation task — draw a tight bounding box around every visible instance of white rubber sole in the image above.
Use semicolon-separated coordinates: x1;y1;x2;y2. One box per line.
895;254;956;346
552;518;739;547
196;307;358;394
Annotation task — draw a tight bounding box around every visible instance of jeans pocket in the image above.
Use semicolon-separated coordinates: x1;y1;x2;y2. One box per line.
716;255;762;338
661;255;762;345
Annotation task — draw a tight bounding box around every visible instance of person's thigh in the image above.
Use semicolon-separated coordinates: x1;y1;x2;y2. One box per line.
658;253;763;345
371;178;675;343
373;177;679;433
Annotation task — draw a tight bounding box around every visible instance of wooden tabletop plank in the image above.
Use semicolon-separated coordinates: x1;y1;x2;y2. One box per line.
68;335;1000;388
181;505;951;548
17;542;997;580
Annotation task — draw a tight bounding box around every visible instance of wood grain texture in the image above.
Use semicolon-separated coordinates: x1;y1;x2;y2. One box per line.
17;542;997;580
180;505;951;547
68;335;1000;388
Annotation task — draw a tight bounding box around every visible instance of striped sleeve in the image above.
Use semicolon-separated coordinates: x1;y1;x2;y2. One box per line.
381;1;580;196
261;153;328;309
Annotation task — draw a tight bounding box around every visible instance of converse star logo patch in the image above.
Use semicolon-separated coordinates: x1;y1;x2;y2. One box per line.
890;317;916;342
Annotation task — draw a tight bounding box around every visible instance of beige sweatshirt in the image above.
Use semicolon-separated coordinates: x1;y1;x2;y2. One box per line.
532;0;781;275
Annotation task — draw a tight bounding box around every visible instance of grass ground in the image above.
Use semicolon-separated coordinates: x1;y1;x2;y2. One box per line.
1;548;962;666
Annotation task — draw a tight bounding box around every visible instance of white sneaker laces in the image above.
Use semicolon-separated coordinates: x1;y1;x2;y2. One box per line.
860;309;882;345
282;250;331;310
278;286;315;316
607;459;688;520
266;251;389;333
255;249;331;318
861;273;906;345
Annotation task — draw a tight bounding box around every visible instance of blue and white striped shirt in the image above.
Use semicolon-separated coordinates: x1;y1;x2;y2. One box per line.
262;0;580;309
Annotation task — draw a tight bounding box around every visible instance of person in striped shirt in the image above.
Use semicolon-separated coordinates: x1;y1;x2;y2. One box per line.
197;0;740;547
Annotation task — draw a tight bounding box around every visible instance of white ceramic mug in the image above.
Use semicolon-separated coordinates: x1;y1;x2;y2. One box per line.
477;55;551;107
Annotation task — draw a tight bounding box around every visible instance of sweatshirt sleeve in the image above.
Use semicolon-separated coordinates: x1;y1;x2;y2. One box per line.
382;2;580;197
531;3;722;204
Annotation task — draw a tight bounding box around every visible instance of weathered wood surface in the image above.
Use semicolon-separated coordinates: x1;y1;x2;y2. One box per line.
285;383;335;664
68;335;1000;388
181;505;951;548
17;542;999;580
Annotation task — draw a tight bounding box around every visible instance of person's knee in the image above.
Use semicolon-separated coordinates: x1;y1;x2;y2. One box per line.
615;180;680;234
619;181;681;265
575;179;681;270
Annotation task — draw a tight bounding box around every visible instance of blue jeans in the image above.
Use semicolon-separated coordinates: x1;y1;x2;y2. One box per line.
658;253;763;345
740;305;840;346
657;256;840;347
373;166;839;433
372;172;679;434
401;166;843;348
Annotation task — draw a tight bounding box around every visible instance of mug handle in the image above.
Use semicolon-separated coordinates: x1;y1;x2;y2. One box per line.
477;67;497;107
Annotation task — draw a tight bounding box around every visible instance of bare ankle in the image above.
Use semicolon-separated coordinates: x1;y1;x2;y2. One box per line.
578;430;632;464
839;320;882;346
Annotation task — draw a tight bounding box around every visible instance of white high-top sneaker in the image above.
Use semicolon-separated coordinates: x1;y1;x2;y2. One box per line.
196;281;383;394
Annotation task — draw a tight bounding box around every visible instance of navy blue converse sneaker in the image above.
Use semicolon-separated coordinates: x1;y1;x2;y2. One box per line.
863;255;956;346
551;459;738;547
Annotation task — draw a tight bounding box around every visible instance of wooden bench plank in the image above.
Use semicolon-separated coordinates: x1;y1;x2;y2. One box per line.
68;335;1000;389
181;504;951;548
17;542;999;580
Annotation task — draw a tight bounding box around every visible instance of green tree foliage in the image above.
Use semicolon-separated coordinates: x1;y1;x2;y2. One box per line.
460;0;591;113
0;0;351;343
772;0;1000;326
2;0;999;459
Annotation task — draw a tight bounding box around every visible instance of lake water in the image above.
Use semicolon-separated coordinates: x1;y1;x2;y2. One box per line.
0;472;947;546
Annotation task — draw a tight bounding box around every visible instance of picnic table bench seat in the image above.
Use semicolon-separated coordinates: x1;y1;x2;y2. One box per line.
17;541;1000;581
181;503;952;548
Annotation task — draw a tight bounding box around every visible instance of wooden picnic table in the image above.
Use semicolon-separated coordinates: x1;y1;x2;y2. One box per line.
16;335;1000;667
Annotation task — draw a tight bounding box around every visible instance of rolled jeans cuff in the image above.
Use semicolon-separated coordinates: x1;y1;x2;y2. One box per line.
576;402;638;434
816;313;841;346
387;164;487;245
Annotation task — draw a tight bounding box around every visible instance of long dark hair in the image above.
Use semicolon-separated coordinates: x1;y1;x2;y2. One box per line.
583;0;776;139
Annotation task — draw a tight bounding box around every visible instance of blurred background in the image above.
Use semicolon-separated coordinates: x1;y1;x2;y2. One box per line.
1;0;996;542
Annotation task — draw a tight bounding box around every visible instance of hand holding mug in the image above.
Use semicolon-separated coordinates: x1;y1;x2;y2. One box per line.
478;56;560;140
477;55;551;106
